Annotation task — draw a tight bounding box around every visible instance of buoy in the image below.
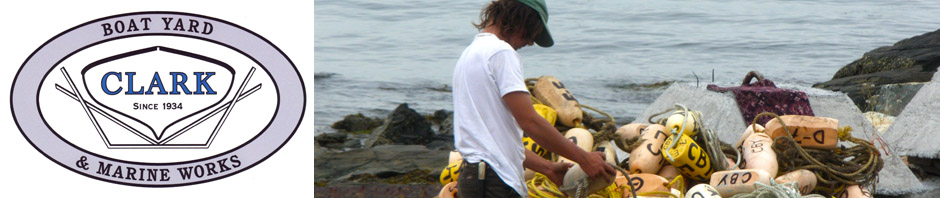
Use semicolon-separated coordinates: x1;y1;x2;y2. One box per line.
774;169;816;195
685;183;721;198
448;151;462;165
709;169;772;197
523;137;551;159
620;173;670;197
533;76;583;127
561;163;614;196
629;124;669;174
741;133;778;177
763;115;839;149
439;159;462;186
558;128;594;164
593;140;618;165
665;111;700;136
617;123;647;149
533;103;558;126
438;181;458;198
657;162;679;180
835;185;872;198
662;134;713;181
735;124;764;150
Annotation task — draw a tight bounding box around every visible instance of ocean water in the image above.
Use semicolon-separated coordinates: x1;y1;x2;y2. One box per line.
314;0;940;135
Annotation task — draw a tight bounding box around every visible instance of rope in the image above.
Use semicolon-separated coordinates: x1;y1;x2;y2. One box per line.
753;112;883;196
556;164;639;198
730;179;826;198
527;173;567;198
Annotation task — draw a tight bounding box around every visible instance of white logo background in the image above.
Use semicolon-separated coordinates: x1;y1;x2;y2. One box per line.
39;36;278;162
0;1;313;197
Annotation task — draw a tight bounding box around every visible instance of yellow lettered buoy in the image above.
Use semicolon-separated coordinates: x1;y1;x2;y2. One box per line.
665;111;700;136
709;169;772;197
741;133;778;177
629;124;669;174
774;169;816;195
558;128;594;164
533;103;558;126
523;137;551;159
439;159;462;186
763;115;839;149
662;134;713;181
532;76;583;127
685;183;721;198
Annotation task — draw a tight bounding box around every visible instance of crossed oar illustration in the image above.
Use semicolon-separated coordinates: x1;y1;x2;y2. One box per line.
56;67;260;147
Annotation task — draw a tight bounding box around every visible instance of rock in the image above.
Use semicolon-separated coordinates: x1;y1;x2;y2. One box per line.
425;140;454;151
431;110;452;124
884;72;940;159
314;145;449;184
332;113;383;133
815;28;940;112
871;82;926;116
344;139;362;148
316;133;349;149
430;109;454;135
366;103;435;147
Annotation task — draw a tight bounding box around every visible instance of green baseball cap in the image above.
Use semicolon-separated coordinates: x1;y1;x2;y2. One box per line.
517;0;553;47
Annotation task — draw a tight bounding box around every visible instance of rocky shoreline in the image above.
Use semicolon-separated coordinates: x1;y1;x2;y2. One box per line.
315;28;940;197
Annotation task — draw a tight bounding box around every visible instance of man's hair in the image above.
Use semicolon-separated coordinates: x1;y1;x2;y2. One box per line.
474;0;544;43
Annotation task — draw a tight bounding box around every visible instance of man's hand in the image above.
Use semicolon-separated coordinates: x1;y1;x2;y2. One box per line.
544;162;573;185
578;152;616;183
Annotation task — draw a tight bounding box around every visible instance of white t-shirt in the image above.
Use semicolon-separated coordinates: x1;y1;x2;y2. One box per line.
452;33;529;196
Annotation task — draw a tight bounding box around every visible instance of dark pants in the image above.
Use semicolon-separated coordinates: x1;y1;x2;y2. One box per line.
457;161;521;198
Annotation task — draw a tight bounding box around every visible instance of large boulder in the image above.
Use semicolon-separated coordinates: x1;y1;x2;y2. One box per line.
366;103;435;147
884;71;940;159
315;132;349;150
815;28;940;112
332;113;384;133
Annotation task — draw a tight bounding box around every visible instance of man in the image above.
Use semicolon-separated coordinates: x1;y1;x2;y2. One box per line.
452;0;616;197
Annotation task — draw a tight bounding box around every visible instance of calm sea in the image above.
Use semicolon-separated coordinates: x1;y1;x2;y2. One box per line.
314;0;940;135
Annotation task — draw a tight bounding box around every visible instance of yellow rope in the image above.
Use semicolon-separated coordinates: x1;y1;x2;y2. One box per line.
527;173;566;198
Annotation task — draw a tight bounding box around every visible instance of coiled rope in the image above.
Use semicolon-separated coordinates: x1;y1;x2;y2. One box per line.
752;112;883;196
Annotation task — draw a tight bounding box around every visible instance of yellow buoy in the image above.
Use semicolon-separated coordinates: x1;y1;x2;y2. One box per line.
523;137;551;159
439;159;462;186
533;103;558;126
629;124;669;174
662;134;713;181
665;111;699;136
532;76;583;127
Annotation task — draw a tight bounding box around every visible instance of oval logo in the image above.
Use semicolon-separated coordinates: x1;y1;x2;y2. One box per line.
10;11;305;186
